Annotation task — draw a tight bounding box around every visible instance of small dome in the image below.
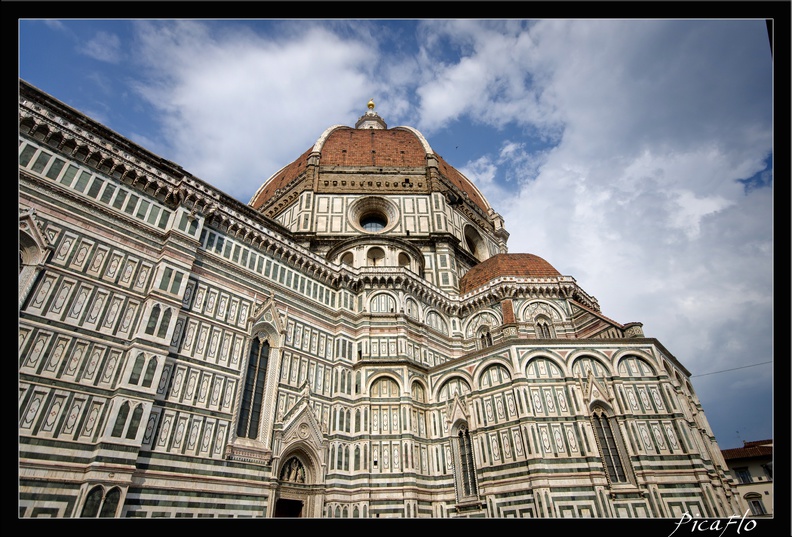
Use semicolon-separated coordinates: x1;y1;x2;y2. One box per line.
458;253;561;294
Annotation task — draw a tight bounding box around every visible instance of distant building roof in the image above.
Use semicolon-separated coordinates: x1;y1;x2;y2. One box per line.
721;439;772;460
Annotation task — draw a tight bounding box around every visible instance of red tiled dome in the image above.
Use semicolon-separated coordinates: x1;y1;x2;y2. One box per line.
459;253;561;294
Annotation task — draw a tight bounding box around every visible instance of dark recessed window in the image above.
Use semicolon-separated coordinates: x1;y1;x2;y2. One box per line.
361;213;387;231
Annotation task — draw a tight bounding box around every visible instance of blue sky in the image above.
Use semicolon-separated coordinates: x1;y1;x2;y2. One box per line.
18;18;775;450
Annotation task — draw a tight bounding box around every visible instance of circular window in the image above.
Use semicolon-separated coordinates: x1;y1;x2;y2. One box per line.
361;212;387;231
348;197;399;234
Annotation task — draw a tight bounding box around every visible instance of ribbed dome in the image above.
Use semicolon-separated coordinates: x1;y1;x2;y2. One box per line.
459;253;561;294
249;124;490;214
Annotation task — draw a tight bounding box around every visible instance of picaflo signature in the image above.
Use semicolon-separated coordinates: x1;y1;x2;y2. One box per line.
669;511;758;537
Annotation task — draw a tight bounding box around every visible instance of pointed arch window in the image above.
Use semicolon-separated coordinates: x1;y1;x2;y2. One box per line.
591;407;628;484
111;402;130;437
452;422;479;501
236;336;269;439
142;358;158;388
80;485;122;517
145;305;160;335
128;354;145;384
535;315;554;339
156;308;172;338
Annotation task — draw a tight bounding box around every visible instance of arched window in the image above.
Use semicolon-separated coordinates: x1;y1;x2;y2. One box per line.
142;358;158;388
156;308;172;338
425;311;448;335
340;252;354;266
354;446;361;470
145;305;161;335
99;487;121;517
80;485;122;517
452;422;479;501
478;327;493;349
591;406;629;484
370;293;395;313
535;315;554;338
111;402;130;437
236;336;269;439
125;405;144;439
129;354;145;385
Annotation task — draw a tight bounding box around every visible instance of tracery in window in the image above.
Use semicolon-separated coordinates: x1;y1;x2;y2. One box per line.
80;485;122;517
477;327;493;349
591;406;629;484
535;315;555;339
236;336;269;439
451;422;479;501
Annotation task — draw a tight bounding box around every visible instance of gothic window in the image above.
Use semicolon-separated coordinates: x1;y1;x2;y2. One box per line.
125;405;143;439
156;308;172;338
236;337;269;439
142;358;158;388
535;315;554;338
451;422;479;502
145;305;160;335
354;446;361;470
111;402;130;437
80;485;122;517
129;354;145;384
591;407;629;484
111;402;143;439
477;327;493;349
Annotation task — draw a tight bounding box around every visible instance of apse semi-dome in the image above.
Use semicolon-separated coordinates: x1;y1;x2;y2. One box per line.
458;253;562;294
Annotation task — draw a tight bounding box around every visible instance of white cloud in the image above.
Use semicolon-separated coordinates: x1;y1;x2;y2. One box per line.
79;31;122;63
128;21;379;201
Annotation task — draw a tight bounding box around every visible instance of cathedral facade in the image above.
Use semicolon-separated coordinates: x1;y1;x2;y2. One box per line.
18;80;740;519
